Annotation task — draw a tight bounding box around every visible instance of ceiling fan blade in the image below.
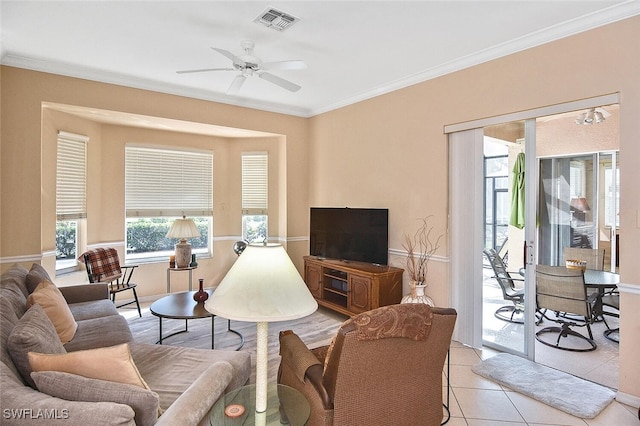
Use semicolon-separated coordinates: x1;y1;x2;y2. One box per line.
176;67;234;74
261;60;307;71
258;72;301;92
227;75;247;95
211;47;244;65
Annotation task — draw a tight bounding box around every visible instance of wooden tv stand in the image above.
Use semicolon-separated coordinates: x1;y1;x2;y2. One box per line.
303;256;404;317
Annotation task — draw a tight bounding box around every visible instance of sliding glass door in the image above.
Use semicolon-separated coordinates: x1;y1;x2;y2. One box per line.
538;151;619;271
447;94;620;363
481;121;537;357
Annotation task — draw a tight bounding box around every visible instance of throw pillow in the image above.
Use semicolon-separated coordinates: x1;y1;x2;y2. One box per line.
32;371;159;426
28;343;150;390
7;304;66;388
26;280;78;343
25;263;53;294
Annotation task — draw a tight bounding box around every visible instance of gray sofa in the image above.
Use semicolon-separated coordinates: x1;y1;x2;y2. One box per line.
1;263;251;425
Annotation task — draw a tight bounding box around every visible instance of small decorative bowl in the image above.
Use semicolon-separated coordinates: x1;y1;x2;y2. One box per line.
224;404;245;418
566;259;587;271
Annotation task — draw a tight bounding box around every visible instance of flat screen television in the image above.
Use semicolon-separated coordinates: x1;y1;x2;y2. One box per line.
310;207;389;265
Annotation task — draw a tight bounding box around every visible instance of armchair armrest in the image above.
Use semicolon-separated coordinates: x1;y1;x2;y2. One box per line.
279;330;332;409
59;283;109;304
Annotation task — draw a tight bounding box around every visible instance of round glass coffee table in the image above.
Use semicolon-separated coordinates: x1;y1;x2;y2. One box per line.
208;384;310;426
150;290;243;350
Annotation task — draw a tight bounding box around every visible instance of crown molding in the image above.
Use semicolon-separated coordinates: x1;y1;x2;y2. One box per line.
308;1;640;116
2;1;639;119
1;54;313;118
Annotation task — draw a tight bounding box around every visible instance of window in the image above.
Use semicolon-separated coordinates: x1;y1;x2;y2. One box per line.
125;146;213;262
604;165;620;228
56;131;88;271
241;152;268;243
569;160;586;198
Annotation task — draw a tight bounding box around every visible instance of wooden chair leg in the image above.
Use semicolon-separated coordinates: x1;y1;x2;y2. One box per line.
132;287;141;317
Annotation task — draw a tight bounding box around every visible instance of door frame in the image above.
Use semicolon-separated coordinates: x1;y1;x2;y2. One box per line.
446;93;620;356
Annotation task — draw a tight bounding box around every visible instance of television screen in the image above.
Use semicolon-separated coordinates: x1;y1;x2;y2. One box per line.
310;207;388;265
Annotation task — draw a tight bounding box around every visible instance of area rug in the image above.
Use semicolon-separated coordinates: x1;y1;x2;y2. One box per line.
471;353;615;418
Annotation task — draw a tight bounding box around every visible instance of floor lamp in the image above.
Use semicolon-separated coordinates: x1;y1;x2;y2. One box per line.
205;244;317;422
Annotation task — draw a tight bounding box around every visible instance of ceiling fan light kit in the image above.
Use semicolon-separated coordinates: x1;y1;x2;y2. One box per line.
575;107;609;125
177;40;306;95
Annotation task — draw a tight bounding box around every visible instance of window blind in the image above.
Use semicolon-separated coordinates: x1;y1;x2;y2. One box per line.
242;152;268;214
125;146;213;217
56;131;88;220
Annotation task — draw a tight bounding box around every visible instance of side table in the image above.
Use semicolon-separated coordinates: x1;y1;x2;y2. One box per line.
208;384;309;426
166;266;197;292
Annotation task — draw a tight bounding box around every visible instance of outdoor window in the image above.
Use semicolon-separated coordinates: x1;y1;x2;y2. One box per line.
569;160;586;198
125;146;213;262
604;166;620;228
241;152;268;243
56;131;88;271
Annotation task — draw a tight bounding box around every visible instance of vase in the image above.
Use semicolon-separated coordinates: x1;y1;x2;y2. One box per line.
193;278;208;303
401;282;434;307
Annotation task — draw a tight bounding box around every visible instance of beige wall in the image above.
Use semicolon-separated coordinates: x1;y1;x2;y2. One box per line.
2;16;639;401
308;16;640;400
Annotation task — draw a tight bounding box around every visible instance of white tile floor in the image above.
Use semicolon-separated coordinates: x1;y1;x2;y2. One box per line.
444;341;639;425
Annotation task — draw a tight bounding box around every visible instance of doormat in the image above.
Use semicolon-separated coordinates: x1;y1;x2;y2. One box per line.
471;353;615;418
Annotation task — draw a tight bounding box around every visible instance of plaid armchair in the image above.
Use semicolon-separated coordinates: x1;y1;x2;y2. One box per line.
278;304;457;426
79;248;141;317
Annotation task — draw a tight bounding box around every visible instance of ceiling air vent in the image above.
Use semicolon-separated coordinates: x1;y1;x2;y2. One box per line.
254;7;299;32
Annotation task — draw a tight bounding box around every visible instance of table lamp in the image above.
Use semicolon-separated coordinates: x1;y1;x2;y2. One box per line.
205;244;317;419
166;216;200;268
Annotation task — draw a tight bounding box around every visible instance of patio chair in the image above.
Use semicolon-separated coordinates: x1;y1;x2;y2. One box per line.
600;289;619;342
535;264;598;352
562;247;605;271
79;247;142;317
483;248;525;323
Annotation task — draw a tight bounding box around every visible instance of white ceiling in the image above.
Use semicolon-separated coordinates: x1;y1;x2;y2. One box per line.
2;1;640;118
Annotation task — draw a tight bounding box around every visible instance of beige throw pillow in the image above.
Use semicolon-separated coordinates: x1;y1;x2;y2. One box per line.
28;343;150;390
26;280;78;343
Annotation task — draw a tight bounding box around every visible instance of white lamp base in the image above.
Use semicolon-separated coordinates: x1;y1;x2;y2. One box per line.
174;240;192;268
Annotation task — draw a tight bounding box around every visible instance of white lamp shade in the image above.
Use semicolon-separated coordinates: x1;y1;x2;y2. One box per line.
205;244;318;322
166;217;200;240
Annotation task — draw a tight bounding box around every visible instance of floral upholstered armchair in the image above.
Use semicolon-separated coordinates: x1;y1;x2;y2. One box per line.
278;304;457;426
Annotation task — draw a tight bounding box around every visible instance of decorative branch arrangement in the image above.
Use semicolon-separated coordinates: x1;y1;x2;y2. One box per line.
402;216;443;286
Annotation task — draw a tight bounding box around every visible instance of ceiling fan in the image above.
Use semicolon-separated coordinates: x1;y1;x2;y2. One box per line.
177;40;307;94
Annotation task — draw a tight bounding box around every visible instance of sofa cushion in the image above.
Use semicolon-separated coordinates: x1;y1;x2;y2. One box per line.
29;343;150;390
27;280;78;343
1;363;136;426
68;298;119;321
7;303;66;388
32;370;159;426
26;263;53;294
0;295;24;381
129;342;251;410
0;263;30;298
64;314;133;352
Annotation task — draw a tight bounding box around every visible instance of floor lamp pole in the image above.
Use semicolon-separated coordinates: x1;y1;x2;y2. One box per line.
256;321;269;416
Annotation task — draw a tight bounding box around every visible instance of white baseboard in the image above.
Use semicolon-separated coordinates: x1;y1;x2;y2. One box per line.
615;390;640;409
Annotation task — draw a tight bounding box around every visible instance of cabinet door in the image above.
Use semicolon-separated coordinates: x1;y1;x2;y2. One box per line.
305;263;323;298
348;275;371;314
